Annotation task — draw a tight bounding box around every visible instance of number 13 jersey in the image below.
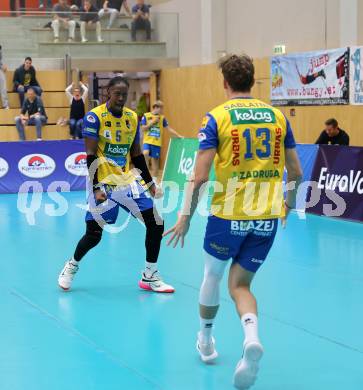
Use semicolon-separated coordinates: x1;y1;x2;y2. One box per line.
198;97;297;220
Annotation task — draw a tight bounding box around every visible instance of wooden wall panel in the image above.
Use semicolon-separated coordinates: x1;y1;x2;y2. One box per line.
280;105;363;146
159;63;225;165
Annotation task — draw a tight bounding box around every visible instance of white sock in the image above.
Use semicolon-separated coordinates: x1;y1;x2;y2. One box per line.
241;313;259;344
70;257;78;267
144;261;157;277
200;317;214;343
152;177;159;186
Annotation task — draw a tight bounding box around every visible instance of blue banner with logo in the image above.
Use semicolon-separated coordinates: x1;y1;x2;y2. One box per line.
283;144;319;210
0;140;87;194
307;145;363;222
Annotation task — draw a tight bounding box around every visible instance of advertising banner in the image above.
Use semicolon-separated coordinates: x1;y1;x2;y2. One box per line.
271;48;350;106
162;138;199;186
350;46;363;104
0;140;87;194
307;145;363;222
163;140;319;209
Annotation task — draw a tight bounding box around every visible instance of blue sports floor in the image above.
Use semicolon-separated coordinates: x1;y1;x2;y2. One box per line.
0;191;362;390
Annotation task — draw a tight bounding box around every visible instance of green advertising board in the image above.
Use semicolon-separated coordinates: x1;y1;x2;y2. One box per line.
162;138;215;187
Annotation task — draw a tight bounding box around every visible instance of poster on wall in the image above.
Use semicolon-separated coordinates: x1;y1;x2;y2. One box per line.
271;48;350;106
350;46;363;105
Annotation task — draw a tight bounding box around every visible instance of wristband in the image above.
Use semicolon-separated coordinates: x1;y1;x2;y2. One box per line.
86;154;99;188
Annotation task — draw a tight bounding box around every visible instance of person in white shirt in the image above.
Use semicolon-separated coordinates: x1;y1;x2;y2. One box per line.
65;82;88;139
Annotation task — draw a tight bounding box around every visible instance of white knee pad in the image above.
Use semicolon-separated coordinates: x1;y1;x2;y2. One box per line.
199;251;228;307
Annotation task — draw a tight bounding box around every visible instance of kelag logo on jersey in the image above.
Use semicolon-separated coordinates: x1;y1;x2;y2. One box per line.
149;126;161;138
65;152;88;176
18;153;56;178
104;143;129;167
230;108;276;125
0;157;9;178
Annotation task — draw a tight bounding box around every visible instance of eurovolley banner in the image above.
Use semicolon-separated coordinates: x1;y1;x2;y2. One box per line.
0;140;87;193
307;145;363;222
271;47;350;106
350;46;363;105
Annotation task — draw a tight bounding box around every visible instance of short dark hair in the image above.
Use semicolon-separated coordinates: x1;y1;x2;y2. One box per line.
25;57;32;62
107;76;129;89
325;118;338;128
219;54;255;93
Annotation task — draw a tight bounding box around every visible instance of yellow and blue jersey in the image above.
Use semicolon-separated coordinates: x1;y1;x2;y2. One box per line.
82;103;140;186
198;97;296;220
141;113;169;147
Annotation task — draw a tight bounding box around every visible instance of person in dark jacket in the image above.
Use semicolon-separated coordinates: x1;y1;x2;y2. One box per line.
13;57;43;106
315;118;350;146
15;87;47;141
80;0;104;43
131;0;151;41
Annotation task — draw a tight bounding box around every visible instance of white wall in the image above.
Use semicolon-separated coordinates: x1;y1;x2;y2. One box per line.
226;0;342;57
357;0;363;45
152;0;202;66
153;0;362;66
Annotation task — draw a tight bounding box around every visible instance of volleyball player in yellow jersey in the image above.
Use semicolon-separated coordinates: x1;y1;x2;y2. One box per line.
165;55;303;389
58;76;174;294
141;100;183;184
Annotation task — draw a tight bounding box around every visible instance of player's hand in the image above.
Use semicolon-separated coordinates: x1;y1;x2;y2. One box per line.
148;183;163;199
163;214;190;248
94;189;107;204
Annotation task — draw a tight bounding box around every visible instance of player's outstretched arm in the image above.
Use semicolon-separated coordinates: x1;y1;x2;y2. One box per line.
166;126;183;138
283;148;303;228
164;148;216;248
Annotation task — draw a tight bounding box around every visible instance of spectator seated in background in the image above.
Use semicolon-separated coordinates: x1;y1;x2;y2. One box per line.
15;87;47;141
65;81;88;139
0;45;9;110
52;0;76;43
131;0;151;42
315;118;350;146
99;0;131;29
13;57;42;107
80;0;104;43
